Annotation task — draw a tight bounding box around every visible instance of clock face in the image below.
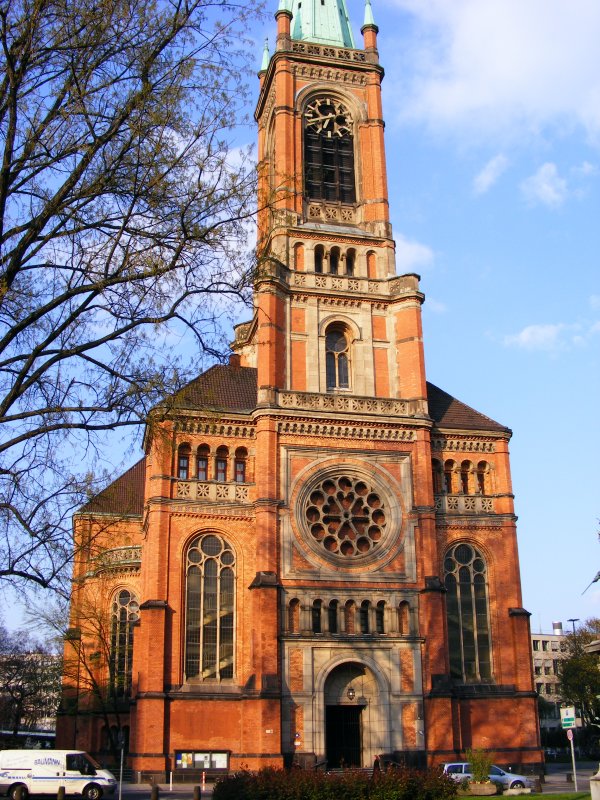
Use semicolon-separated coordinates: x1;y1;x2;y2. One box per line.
305;97;352;138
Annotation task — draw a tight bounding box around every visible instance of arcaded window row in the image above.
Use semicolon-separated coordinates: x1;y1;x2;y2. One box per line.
432;458;493;495
177;444;248;483
286;598;412;637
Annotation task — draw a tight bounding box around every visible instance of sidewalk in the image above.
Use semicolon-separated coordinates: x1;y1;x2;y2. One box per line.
540;761;598;793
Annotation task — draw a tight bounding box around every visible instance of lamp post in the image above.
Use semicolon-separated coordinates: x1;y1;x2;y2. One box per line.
567;618;580;634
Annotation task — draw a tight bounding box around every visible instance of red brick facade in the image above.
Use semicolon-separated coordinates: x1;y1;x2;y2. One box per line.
57;3;542;779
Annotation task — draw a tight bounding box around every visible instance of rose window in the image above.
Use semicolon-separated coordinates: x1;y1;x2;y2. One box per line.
303;475;386;557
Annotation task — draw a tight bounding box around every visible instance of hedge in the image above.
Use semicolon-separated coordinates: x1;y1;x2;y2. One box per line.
213;765;459;800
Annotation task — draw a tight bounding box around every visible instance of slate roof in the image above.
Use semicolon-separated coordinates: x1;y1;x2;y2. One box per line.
170;364;258;413
81;368;508;516
79;458;145;516
426;382;510;434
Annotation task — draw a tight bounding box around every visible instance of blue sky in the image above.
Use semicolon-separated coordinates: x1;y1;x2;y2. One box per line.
322;0;600;633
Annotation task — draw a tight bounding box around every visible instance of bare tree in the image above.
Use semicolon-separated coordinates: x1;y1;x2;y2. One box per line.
0;618;62;741
0;0;263;591
46;585;137;763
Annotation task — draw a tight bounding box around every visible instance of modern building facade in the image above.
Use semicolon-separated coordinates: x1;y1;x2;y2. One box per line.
57;0;542;778
531;622;567;734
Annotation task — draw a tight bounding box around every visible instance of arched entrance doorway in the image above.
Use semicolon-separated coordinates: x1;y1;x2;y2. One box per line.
323;662;378;768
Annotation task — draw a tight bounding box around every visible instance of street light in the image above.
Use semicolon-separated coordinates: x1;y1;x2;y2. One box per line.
567;618;580;634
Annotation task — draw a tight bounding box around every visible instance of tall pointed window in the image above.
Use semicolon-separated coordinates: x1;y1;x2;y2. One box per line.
109;589;139;697
304;97;356;204
185;534;235;681
326;326;350;390
444;543;492;682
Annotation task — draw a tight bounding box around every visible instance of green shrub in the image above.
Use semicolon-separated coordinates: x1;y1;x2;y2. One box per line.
213;765;458;800
465;749;492;783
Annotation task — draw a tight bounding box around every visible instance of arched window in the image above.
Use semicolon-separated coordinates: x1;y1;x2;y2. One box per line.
177;444;191;479
344;600;355;634
431;458;444;494
325;326;350;391
345;248;356;276
366;251;377;279
197;444;210;481
314;245;324;273
360;600;370;633
288;599;300;633
294;242;305;272
215;446;228;482
329;247;340;275
328;600;339;634
185;534;235;681
444;459;457;494
444;543;492;682
109;589;139;697
234;447;247;483
376;601;385;634
312;600;323;634
460;461;473;494
477;461;490;494
304;97;355;204
398;601;410;635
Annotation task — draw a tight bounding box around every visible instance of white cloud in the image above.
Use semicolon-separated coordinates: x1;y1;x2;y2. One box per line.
503;321;599;351
504;323;570;351
473;154;508;195
388;0;600;142
520;163;568;208
395;234;435;272
573;161;599;177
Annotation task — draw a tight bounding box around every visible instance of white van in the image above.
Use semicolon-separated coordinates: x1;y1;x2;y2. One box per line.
0;750;117;800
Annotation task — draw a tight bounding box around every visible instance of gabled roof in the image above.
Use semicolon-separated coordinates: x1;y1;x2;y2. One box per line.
79;458;145;516
427;382;510;434
170;364;258;414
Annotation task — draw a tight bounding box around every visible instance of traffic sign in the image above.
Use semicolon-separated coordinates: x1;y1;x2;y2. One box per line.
561;706;576;729
567;729;574;741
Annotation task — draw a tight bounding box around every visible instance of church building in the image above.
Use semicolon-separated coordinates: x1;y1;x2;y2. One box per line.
57;0;542;778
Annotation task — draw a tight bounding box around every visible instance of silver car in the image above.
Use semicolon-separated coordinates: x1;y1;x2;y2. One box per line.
442;762;532;789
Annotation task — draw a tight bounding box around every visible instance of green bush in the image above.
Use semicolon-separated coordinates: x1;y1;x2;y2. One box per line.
465;749;492;783
213;765;458;800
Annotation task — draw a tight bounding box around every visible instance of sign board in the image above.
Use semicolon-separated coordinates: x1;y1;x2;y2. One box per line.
567;729;574;741
561;706;576;729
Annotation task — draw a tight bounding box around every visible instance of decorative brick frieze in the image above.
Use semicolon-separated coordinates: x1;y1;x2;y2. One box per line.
174;420;255;438
434;494;495;515
277;390;425;418
307;201;356;224
92;545;142;574
277;421;416;441
431;437;495;453
175;480;252;504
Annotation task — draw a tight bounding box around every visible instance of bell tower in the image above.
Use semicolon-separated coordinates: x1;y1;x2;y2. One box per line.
237;0;427;406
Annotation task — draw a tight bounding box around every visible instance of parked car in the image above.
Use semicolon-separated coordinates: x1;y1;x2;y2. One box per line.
442;762;532;789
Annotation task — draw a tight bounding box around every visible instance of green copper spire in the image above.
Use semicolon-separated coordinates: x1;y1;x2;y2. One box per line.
363;0;376;28
260;38;270;71
289;0;355;48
